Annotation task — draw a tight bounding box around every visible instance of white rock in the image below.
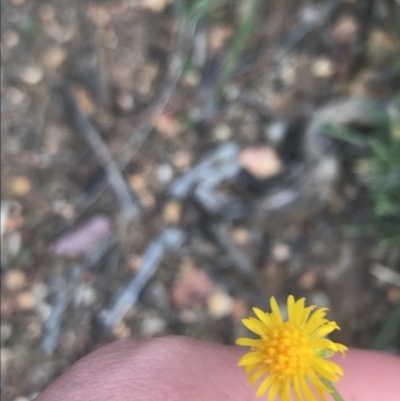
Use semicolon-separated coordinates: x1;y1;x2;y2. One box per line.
213;124;232;142
272;242;291;263
141;315;166;336
156;164;173;184
264;120;287;146
73;284;97;307
207;290;234;319
19;65;44;85
140;0;170;12
309;291;330;308
1;324;12;342
311;58;335;79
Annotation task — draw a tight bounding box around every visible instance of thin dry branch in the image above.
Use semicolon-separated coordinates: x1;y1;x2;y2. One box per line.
57;86;140;222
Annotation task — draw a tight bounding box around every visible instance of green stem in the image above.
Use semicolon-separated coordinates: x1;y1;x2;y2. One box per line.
213;0;262;104
321;378;345;401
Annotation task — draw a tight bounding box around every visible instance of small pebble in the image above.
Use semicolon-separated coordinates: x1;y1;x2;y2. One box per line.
16;291;36;310
129;174;146;191
19;65;44;85
272;242;291;263
32;282;48;301
387;287;400;305
171;267;214;309
3;30;19;49
39;4;55;21
163;201;182;224
179;309;198;323
7;232;22;256
52;200;75;220
298;270;317;290
156;113;182;138
172;150;192;171
231;227;250;246
87;4;111;27
182;71;200;87
9;176;31;196
141;315;166;336
1;298;13;318
207;290;234;319
53;215;111;258
5;87;25;106
232;298;247;320
1;348;12;373
264;121;287;146
1;323;12;342
311;58;335;79
116;91;135;112
5;215;24;232
4;269;26;291
208;25;233;52
128;254;142;272
26;321;42;339
73;284;97;307
212;124;232;142
309;291;330;308
239;147;283;179
113;322;131;339
224;84;240;101
42;47;66;70
333;14;359;44
141;0;170;12
128;175;155;208
156;164;173;184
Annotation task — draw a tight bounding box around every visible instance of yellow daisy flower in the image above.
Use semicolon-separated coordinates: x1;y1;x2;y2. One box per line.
236;295;347;401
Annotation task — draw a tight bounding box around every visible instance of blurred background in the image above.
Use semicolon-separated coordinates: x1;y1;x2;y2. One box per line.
1;0;400;399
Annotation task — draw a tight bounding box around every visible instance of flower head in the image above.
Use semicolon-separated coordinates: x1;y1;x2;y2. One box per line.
236;296;347;401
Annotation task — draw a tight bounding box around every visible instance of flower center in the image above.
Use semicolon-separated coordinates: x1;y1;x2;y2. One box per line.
261;322;312;378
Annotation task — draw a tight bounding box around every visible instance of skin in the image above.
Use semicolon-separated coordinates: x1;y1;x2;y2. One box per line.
36;336;400;401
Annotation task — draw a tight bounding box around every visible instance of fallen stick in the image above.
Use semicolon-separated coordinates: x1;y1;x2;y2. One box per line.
99;228;186;330
57;86;140;222
170;142;240;199
41;235;113;355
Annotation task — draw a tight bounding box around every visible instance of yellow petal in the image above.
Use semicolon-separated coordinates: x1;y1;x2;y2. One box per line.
305;308;328;333
281;380;292;401
293;376;304;401
311;359;342;381
301;306;316;326
236;337;263;347
287;295;296;322
249;369;267;385
238;352;263;366
256;375;274;397
307;369;331;395
268;381;280;401
242;318;266;336
270;297;283;325
293;298;306;325
299;375;318;401
253;307;273;327
309;338;339;351
245;363;260;374
334;343;348;355
313;322;339;338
